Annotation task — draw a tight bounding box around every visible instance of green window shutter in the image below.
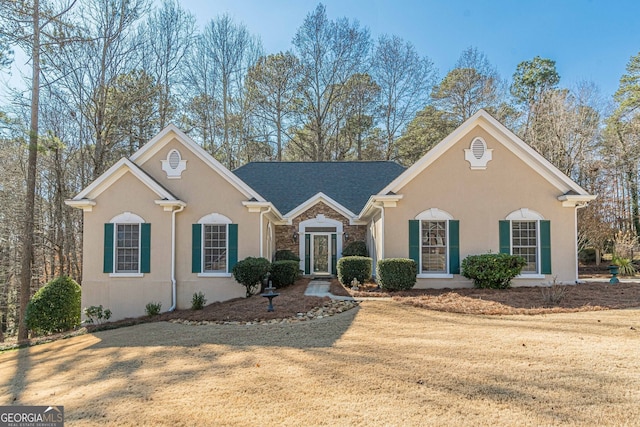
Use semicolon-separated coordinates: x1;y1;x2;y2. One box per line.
103;223;114;273
540;220;551;274
331;233;337;275
228;224;238;272
140;223;151;273
449;220;460;274
304;234;311;275
499;220;511;254
192;224;202;273
408;220;420;267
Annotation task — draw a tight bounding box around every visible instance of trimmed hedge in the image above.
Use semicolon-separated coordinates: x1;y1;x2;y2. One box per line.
461;253;527;289
342;241;368;257
376;258;417;291
274;249;300;262
337;256;372;286
25;276;81;335
232;257;271;297
270;260;300;288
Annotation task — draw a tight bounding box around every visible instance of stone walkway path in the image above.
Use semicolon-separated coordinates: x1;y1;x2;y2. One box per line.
304;279;354;301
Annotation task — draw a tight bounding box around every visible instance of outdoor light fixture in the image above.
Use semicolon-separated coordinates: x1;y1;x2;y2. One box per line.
344;232;349;241
292;231;299;243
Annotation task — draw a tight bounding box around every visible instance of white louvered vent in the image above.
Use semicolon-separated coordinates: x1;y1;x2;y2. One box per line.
471;138;485;159
161;149;187;178
464;137;493;170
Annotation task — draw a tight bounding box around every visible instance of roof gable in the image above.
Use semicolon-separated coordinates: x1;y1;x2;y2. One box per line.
70;158;179;201
379;109;592;197
130;124;265;201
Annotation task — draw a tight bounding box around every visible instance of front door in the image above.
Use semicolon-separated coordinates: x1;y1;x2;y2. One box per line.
312;234;331;274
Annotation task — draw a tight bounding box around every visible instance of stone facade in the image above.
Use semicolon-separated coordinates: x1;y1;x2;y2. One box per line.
274;201;366;257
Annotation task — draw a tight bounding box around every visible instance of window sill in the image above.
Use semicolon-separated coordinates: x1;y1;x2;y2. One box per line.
515;274;545;279
109;273;144;278
197;272;232;278
417;273;453;279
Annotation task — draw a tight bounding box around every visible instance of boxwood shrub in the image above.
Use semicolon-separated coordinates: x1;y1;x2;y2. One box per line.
270;260;300;288
461;253;527;289
274;249;300;262
376;258;417;291
25;276;81;335
232;257;271;297
342;241;368;257
337;256;372;286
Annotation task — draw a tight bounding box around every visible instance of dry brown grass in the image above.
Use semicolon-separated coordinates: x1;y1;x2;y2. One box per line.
1;300;639;426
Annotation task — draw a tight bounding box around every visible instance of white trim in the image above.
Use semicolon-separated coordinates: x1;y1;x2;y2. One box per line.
197;273;232;278
64;199;96;212
109;273;144;278
415;208;454;221
110;212;145;224
285;192;362;225
515;274;545;279
298;215;343;273
161;149;187;179
129;124;265;201
506;208;545;221
379;109;592;197
417;274;453;279
464;137;493;170
198;213;232;224
309;233;333;275
71;158;179;202
557;194;597;207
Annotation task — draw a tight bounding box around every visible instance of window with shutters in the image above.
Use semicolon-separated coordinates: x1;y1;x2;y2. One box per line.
193;213;237;277
116;224;140;273
421;221;447;273
410;208;460;278
511;221;537;273
203;224;227;272
501;208;551;277
105;212;149;277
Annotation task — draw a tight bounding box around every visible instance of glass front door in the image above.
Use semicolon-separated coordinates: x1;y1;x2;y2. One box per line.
312;234;330;274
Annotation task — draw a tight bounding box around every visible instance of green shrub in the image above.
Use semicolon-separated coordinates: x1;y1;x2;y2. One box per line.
342;241;368;257
145;302;162;316
25;276;81;335
578;248;597;264
274;249;300;262
461;253;527;289
376;258;417;291
232;257;271;297
84;305;112;325
270;260;300;288
191;292;207;310
337;256;372;286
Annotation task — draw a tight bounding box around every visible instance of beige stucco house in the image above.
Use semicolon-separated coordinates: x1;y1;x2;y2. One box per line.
67;110;595;320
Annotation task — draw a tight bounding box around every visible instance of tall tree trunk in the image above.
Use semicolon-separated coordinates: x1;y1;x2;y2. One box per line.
18;0;40;342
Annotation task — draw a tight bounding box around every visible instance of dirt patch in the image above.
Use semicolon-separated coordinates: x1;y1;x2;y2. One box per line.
344;281;640;315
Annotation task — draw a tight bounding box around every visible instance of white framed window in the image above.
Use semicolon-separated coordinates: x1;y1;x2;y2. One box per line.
116;223;140;273
412;208;459;278
203;224;227;273
503;208;550;277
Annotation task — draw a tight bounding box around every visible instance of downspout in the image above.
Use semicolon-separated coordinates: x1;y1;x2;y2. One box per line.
169;204;185;312
373;202;385;262
260;207;272;258
575;202;588;283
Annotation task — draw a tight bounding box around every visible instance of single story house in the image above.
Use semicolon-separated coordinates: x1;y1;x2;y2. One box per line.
66;110;595;320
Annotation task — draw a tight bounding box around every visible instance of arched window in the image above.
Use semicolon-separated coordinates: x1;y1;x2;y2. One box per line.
500;209;550;276
192;213;237;276
410;208;459;277
104;212;149;276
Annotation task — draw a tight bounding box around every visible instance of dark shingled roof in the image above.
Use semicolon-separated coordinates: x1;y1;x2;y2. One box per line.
233;161;406;215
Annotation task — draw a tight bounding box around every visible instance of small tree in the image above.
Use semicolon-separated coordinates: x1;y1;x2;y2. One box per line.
232;257;271;297
25;276;81;335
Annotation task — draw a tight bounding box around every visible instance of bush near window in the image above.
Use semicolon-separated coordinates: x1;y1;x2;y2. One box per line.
25;276;81;335
191;292;207;310
461;253;527;289
274;249;300;262
342;241;368;257
337;256;372;286
270;260;300;288
232;257;271;297
376;258;417;291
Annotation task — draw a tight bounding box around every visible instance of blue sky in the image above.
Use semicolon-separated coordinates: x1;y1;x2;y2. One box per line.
181;0;640;101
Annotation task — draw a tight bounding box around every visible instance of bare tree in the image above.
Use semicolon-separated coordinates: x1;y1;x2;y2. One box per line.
373;34;436;160
292;3;370;161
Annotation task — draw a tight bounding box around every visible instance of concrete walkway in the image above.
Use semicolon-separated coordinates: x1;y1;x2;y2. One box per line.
304;279;354;301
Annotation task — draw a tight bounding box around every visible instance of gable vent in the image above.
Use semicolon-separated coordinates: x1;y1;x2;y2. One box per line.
471;139;485;159
169;150;181;169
